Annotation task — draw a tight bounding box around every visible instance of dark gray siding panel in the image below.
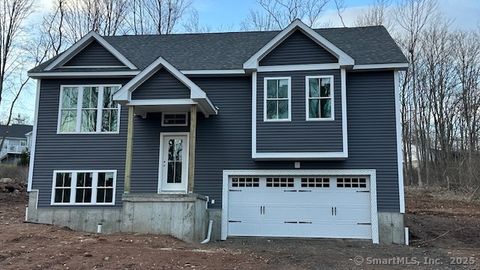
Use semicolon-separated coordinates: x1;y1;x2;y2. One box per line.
130;113;189;193
131;68;190;100
32;78;130;207
256;70;343;152
259;30;338;66
64;41;125;67
192;72;399;212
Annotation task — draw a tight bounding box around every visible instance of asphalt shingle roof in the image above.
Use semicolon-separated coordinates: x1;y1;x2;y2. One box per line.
0;124;32;139
30;26;407;73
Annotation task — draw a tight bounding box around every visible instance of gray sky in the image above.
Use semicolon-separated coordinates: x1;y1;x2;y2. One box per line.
5;0;480;124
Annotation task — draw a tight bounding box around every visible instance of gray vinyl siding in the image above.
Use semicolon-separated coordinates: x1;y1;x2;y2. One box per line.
64;41;125;67
31;71;400;212
256;70;343;152
192;72;399;212
131;68;190;100
130;113;189;193
32;78;130;207
259;30;338;66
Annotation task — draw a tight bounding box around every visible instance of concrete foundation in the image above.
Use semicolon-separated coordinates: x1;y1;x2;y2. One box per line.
378;212;405;244
27;190;208;243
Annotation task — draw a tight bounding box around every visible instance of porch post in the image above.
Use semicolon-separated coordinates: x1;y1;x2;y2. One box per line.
188;104;197;193
124;106;134;194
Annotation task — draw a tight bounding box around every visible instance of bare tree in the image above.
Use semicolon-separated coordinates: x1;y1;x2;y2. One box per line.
182;9;211;33
241;0;329;31
333;0;346;27
355;0;392;29
128;0;192;35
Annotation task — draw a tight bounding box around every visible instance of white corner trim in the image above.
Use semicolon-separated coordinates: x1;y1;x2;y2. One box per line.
28;71;140;78
251;72;257;159
305;75;335;121
253;152;348;160
394;71;405;214
45;31;137;70
221;169;379;244
257;63;339;72
27;79;41;192
263;77;291;122
181;69;245;75
353;63;409;70
243;19;354;69
341;68;348;155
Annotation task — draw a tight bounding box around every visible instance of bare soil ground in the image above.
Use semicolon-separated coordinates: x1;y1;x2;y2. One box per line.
0;188;479;269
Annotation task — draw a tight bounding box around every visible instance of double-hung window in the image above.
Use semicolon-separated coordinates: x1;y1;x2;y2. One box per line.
264;77;291;121
306;76;334;120
58;85;121;133
52;170;116;205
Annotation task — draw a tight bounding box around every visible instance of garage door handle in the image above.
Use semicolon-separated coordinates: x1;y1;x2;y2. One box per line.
335;207;337;215
331;207;334;215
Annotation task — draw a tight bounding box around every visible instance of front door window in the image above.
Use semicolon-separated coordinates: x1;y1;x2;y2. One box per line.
167;138;183;184
160;134;188;192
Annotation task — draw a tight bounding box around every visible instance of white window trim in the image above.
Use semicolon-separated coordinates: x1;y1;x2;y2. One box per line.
263;77;292;122
221;169;379;244
50;170;117;206
305;75;335;121
161;112;189;127
57;84;122;134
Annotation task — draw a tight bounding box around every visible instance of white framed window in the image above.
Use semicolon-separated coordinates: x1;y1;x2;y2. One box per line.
264;77;291;121
58;85;121;134
161;113;188;127
51;170;116;205
305;76;334;121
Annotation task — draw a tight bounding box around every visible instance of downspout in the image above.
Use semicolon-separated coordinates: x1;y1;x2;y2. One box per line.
201;220;213;244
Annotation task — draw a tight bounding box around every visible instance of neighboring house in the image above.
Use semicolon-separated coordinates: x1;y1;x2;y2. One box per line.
0;124;33;164
26;20;408;244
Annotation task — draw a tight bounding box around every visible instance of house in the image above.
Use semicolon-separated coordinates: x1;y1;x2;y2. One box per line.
26;20;408;244
0;124;33;164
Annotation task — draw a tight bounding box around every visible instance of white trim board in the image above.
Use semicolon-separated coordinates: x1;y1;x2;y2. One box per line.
252;68;348;159
221;169;379;244
27;79;41;192
257;63;339;72
181;69;245;75
28;71;140;78
243;19;354;69
353;63;409;70
45;31;137;70
394;71;405;213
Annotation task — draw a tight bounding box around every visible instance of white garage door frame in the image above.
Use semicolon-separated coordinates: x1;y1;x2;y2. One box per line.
221;169;379;244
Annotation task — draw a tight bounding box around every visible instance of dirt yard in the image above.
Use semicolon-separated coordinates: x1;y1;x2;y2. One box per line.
0;188;479;269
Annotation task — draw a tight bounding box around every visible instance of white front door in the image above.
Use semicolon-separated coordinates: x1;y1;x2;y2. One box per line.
159;134;189;193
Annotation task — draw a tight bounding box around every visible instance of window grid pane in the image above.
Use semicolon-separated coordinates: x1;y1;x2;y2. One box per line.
308;77;332;119
266;79;289;120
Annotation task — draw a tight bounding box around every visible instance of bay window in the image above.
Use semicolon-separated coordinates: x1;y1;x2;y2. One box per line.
58;85;121;133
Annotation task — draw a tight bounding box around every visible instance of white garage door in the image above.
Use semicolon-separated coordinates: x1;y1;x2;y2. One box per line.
227;175;372;239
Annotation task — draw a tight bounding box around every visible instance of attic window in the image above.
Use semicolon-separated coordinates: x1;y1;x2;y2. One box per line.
162;113;188;127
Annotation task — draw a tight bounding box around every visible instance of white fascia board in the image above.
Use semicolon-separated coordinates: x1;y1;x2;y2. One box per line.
243;19;354;69
181;69;245;75
252;152;348;160
44;31;137;70
28;71;140;78
257;63;340;72
126;99;196;106
353;63;409;70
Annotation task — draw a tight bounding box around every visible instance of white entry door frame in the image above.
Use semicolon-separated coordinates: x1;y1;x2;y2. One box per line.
158;132;189;193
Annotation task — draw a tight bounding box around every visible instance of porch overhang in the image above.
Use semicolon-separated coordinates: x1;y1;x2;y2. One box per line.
113;56;218;117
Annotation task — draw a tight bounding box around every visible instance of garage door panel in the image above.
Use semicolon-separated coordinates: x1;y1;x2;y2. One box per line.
227;175;373;240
